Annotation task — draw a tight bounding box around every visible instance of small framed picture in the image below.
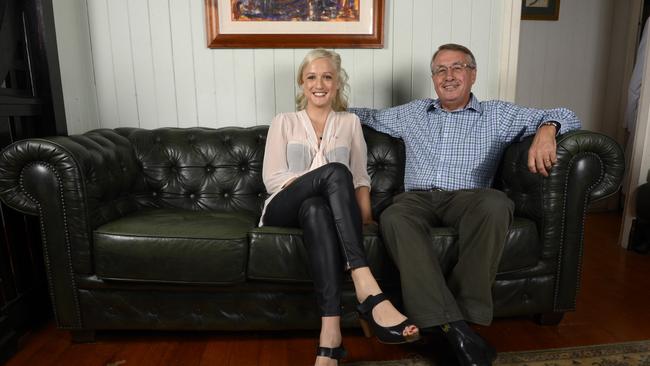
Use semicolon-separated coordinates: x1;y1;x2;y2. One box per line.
521;0;560;21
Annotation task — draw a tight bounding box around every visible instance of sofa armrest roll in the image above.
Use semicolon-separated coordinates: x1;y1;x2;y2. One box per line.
0;129;141;328
499;130;624;312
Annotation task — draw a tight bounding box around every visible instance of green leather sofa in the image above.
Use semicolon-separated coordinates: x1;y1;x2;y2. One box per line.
0;126;624;341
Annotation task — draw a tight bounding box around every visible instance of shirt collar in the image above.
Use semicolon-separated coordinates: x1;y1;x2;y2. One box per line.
429;93;483;113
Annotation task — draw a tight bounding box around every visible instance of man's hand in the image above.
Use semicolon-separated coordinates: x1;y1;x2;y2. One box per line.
527;125;557;177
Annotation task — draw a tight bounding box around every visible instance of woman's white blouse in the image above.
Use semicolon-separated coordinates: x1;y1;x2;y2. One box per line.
260;110;371;224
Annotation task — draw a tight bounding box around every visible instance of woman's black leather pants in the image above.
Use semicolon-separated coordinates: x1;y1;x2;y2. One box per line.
262;163;368;316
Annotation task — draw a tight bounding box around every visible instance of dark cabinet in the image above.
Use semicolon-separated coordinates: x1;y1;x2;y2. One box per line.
0;0;66;363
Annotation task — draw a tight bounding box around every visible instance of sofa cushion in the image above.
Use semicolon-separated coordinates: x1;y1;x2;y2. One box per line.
248;223;397;283
248;218;538;284
431;217;540;275
93;209;257;284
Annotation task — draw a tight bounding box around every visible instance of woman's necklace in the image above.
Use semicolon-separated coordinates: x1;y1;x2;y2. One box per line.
314;127;324;140
307;109;329;141
310;119;326;141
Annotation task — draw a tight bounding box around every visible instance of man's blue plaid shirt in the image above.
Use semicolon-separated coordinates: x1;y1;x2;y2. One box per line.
350;94;581;191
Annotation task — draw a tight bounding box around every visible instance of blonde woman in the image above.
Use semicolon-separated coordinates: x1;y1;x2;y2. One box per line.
261;49;420;366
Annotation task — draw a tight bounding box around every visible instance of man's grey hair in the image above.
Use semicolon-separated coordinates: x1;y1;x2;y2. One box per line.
430;44;477;74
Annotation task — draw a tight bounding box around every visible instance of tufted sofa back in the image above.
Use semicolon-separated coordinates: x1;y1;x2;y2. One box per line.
114;125;405;218
116;127;268;215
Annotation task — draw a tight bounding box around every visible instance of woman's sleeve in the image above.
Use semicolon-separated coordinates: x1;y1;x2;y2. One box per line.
349;115;372;189
262;114;299;194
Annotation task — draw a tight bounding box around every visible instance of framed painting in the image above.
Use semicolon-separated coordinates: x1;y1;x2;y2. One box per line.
521;0;560;21
205;0;384;48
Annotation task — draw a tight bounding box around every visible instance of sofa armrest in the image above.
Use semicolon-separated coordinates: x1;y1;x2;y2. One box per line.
0;129;140;328
499;130;624;312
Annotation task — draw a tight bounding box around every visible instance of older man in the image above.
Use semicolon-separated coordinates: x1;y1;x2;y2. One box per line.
351;43;581;366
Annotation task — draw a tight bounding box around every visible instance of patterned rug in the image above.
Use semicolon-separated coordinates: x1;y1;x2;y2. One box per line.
346;340;650;366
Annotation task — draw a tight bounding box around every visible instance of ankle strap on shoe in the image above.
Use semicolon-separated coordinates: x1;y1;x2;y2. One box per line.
358;293;388;314
316;345;347;360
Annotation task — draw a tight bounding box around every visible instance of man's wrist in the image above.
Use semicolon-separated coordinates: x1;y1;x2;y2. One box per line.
538;121;561;134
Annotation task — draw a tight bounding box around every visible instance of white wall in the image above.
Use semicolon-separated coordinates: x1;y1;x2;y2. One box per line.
52;0;99;134
54;0;520;134
516;0;617;133
516;0;640;138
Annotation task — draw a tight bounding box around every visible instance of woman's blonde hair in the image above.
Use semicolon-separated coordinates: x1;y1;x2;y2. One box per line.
296;49;350;112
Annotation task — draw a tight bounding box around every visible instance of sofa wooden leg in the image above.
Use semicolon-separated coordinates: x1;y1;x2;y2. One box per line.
534;312;565;325
70;330;96;343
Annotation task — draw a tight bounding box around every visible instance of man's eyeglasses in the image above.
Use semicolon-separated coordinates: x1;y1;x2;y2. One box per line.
432;63;475;77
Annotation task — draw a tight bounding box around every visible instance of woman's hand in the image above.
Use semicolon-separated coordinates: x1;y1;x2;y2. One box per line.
355;186;374;226
362;217;377;226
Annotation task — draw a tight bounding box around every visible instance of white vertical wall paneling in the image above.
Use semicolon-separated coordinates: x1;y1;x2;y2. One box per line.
87;0;119;128
485;1;501;100
411;0;433;100
190;0;217;127
107;0;139;127
273;50;295;114
149;1;177;126
253;49;277;124
169;1;197;127
352;50;374;108
430;0;453;100
335;49;355;106
432;0;453;47
57;0;519;132
214;50;237;124
450;0;472;46
294;48;311;107
128;0;158;129
234;50;257;126
371;0;393;109
53;0;99;134
469;1;491;100
498;1;520;102
392;0;413;106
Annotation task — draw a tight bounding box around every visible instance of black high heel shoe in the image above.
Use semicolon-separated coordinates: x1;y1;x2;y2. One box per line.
356;293;421;344
316;345;347;365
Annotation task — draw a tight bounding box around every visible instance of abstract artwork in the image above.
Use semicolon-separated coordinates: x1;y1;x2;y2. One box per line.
205;0;384;48
231;0;360;22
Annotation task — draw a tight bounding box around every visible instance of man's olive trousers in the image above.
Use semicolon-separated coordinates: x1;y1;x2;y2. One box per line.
379;188;514;327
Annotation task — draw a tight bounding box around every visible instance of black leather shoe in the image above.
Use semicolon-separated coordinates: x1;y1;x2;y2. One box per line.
437;321;495;366
357;293;421;344
316;345;347;365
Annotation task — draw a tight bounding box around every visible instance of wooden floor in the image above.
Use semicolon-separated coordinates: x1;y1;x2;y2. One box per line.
6;211;650;366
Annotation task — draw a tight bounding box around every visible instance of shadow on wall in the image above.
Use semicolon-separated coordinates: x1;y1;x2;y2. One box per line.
392;84;412;106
